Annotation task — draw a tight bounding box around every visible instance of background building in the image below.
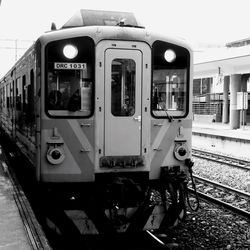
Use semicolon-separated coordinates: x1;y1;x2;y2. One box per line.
193;38;250;129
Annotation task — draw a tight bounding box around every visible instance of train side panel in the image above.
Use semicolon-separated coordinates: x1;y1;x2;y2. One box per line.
0;47;37;166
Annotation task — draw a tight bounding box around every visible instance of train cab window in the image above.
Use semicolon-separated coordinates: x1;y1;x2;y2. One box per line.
111;59;135;116
45;37;94;117
152;41;190;118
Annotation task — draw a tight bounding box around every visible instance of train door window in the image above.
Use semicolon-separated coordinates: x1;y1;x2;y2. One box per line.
111;59;135;116
152;41;190;118
45;37;94;117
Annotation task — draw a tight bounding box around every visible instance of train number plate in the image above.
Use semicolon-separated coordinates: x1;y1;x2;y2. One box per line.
54;62;87;70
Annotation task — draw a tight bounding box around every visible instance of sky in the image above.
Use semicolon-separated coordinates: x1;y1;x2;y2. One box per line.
0;0;250;77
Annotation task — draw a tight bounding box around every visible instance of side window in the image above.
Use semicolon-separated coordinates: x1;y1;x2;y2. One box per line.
11;81;14;108
6;83;10;109
111;59;135;116
3;85;6;108
27;69;35;116
22;75;26;112
0;88;2;109
16;78;21;111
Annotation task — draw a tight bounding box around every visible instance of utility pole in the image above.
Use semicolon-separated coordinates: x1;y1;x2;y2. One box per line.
0;38;34;61
0;39;34;77
15;39;17;61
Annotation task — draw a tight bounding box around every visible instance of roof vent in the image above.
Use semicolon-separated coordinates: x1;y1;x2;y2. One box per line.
61;9;144;29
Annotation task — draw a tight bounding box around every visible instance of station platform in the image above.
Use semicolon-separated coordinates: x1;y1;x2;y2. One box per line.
0;160;32;249
192;122;250;159
192;121;250;141
0;145;50;250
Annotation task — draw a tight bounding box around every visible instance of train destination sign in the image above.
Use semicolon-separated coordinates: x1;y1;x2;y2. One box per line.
54;62;87;70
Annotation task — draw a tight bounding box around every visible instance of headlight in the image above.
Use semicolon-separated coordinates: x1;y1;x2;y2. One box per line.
47;147;65;165
63;44;78;59
174;143;189;161
164;49;176;63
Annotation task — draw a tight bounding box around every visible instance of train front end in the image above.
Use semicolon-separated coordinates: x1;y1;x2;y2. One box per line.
37;10;193;233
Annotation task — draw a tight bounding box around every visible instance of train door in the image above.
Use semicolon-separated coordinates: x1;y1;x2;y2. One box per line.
104;49;142;156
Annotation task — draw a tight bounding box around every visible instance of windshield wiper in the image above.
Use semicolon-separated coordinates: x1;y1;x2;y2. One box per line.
158;104;173;122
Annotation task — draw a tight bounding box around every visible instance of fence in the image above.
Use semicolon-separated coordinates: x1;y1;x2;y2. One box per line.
193;93;223;122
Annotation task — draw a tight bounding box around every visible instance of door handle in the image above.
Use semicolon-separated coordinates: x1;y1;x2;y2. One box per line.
133;115;141;122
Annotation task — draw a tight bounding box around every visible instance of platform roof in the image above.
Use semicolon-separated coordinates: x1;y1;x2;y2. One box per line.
194;45;250;78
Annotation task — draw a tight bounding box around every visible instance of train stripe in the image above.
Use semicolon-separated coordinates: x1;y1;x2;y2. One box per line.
67;120;94;164
151;122;180;166
42;120;94;179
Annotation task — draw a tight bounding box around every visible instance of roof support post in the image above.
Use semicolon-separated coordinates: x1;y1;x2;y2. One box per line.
240;74;249;125
222;76;229;124
229;74;241;129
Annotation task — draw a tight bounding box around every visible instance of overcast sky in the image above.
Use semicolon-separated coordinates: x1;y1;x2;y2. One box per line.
0;0;250;77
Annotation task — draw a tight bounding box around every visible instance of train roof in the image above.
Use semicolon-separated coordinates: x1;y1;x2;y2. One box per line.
39;25;192;53
61;9;144;29
39;9;192;52
0;10;193;81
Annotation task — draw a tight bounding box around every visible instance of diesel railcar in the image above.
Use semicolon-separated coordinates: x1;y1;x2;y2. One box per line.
0;10;194;233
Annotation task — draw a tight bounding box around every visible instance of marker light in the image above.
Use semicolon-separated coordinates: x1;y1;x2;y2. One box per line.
47;147;65;165
164;49;176;63
174;143;189;161
63;44;78;59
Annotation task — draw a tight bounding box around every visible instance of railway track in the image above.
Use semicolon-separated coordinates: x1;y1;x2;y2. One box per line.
192;149;250;171
1;137;173;250
188;175;250;219
79;231;171;250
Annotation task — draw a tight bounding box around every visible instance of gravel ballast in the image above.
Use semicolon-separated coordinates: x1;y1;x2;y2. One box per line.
162;156;250;249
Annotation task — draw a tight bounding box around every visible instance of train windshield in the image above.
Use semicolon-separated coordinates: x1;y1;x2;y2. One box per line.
152;41;190;118
45;37;94;117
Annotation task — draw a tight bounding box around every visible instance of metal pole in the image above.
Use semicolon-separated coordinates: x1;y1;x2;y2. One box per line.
242;109;245;130
15;39;18;61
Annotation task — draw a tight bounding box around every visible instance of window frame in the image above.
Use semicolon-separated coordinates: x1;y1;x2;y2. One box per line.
111;58;136;117
44;36;95;119
151;40;190;119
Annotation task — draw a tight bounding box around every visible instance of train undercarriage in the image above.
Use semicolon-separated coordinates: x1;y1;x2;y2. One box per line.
42;164;193;237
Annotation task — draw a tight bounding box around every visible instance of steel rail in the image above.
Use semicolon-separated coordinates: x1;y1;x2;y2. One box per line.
192;149;250;171
145;230;169;249
188;187;250;219
193;174;250;199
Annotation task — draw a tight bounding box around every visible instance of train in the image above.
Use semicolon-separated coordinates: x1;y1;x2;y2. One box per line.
0;10;194;234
